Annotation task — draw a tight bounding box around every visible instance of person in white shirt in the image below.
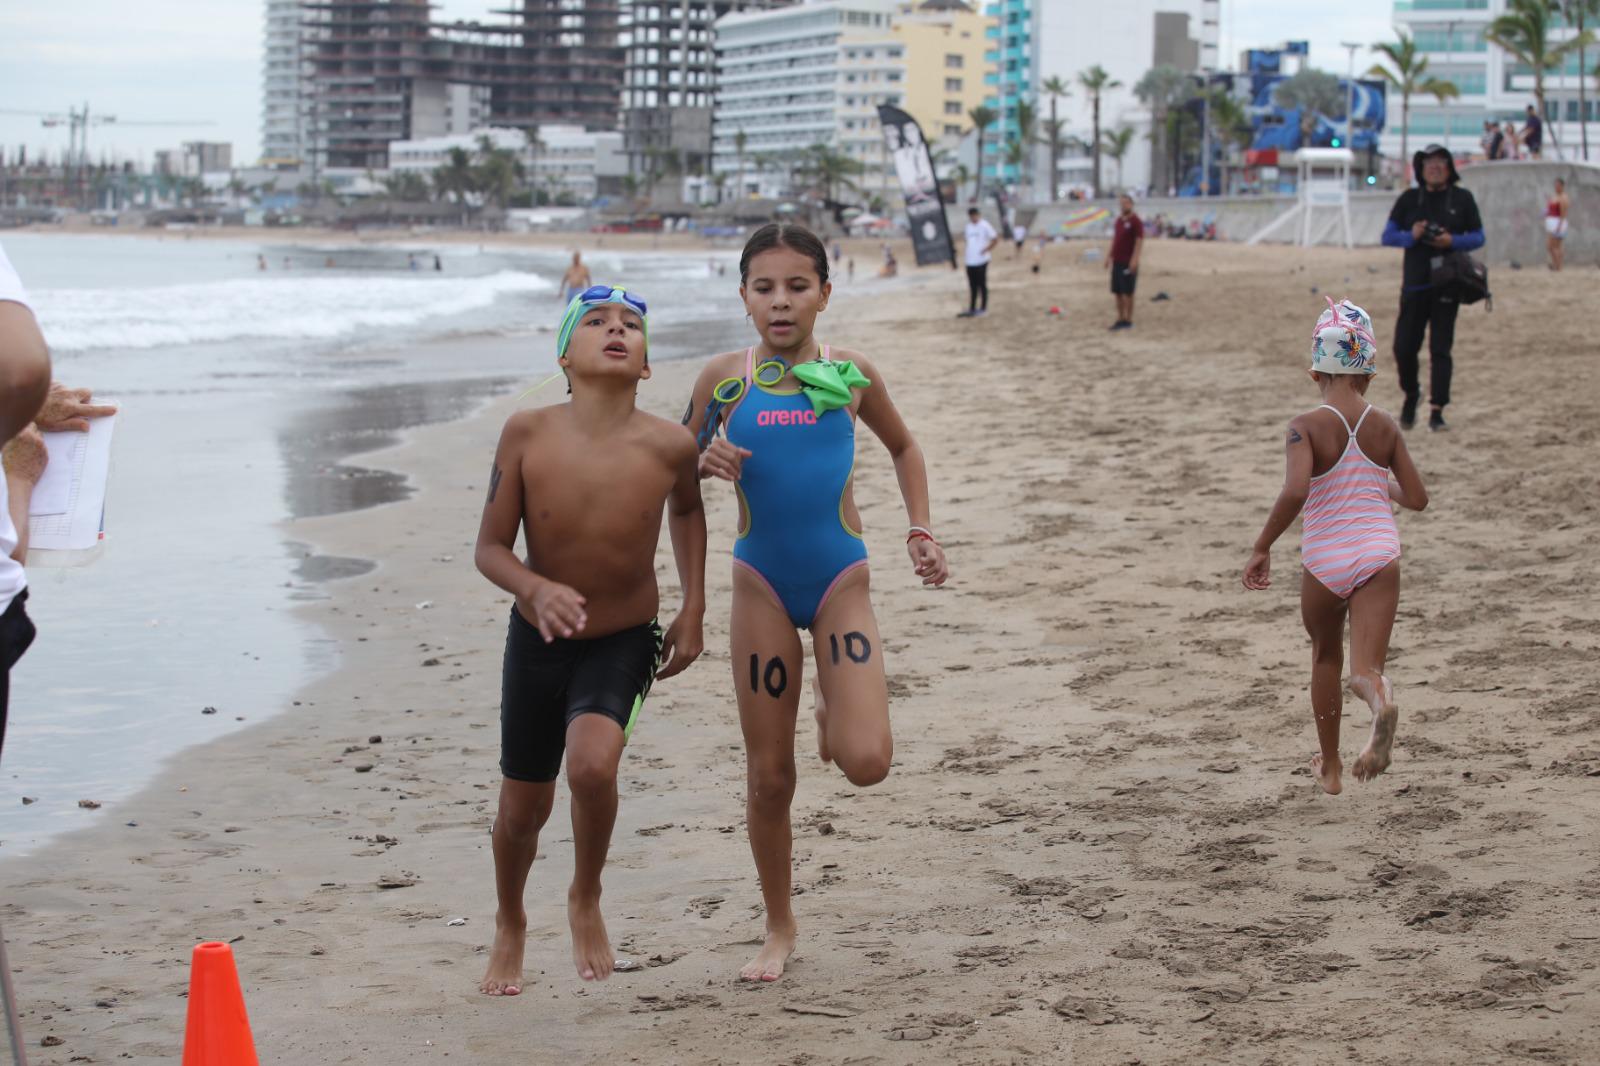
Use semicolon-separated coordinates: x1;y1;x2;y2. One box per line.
959;207;998;318
0;241;115;760
0;241;50;761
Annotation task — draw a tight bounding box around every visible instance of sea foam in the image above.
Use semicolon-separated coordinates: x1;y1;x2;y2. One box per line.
30;269;552;352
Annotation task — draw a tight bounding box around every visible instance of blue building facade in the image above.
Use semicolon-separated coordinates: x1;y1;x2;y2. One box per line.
983;0;1035;185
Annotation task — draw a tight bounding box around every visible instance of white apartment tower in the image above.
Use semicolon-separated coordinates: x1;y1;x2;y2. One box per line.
713;0;907;202
1386;0;1600;161
261;0;317;166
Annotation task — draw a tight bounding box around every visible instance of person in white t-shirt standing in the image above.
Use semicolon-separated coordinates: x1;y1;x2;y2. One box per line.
0;242;116;761
0;241;51;762
958;207;998;318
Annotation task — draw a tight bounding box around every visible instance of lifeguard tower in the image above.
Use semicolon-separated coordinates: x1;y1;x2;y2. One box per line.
1248;147;1356;249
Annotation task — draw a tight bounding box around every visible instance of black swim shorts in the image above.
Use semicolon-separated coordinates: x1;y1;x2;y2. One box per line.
499;607;662;783
1110;262;1138;295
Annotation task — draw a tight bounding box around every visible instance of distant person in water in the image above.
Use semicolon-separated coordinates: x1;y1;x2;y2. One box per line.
434;254;443;272
560;252;593;303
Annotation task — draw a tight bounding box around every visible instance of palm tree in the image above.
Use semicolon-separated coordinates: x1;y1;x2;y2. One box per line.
1135;65;1192;194
523;127;545;193
1040;76;1070;200
951;162;971;202
1272;68;1345;148
474;134;525;210
1368;32;1463;166
1078;64;1123;199
967;106;997;203
1206;89;1254;195
799;142;864;205
432;147;477;206
1489;0;1595;159
1165;101;1201;192
1003;135;1028;181
1100;125;1135;191
1563;1;1600;159
384;171;432;202
1015;100;1038;200
1038;118;1068;199
733;129;748;200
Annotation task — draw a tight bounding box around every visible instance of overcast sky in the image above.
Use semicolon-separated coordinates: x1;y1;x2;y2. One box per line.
0;0;1398;167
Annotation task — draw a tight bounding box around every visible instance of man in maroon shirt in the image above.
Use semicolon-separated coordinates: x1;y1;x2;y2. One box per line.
1106;194;1144;330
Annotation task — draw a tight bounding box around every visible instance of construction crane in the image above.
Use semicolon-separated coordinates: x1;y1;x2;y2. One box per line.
0;104;215;208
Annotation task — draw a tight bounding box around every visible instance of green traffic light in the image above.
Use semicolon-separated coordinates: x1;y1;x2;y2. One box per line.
1331;137;1342;148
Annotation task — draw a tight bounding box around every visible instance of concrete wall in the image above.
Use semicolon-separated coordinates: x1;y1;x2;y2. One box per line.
1458;161;1599;268
952;162;1599;263
960;192;1396;246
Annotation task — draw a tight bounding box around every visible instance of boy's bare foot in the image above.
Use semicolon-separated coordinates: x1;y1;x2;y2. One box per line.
568;892;614;982
479;910;526;996
1310;753;1343;795
813;681;832;764
739;921;796;983
1351;675;1399;782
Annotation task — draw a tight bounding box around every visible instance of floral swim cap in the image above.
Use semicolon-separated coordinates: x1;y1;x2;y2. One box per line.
1310;297;1378;376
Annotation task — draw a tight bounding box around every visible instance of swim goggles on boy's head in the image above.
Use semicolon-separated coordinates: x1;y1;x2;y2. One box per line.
555;284;649;361
1309;296;1378;376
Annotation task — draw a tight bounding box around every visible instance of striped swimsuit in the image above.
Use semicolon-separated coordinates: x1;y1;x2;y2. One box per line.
1300;404;1401;598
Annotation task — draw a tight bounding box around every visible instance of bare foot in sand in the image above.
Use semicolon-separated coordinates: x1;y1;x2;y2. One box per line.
740;921;796;982
1311;753;1343;795
568;893;613;982
479;910;526;996
813;680;832;764
1349;674;1398;782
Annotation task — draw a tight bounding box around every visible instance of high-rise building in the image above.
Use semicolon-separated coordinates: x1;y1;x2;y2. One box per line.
712;0;905;201
621;0;784;201
1384;0;1599;161
889;0;991;145
980;0;1034;186
298;0;625;175
463;0;626;134
1033;1;1212;195
261;0;319;165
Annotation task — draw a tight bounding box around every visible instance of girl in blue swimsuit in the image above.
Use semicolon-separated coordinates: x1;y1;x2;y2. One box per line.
684;223;949;983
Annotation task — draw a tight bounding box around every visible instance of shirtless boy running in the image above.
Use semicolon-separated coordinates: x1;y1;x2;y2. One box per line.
475;285;706;992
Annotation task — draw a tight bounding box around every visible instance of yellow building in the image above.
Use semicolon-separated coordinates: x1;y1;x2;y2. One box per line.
890;0;994;146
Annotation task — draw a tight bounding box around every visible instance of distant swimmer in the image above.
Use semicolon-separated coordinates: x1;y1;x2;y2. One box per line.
559;251;592;303
474;284;706;993
1243;299;1430;796
257;254;267;271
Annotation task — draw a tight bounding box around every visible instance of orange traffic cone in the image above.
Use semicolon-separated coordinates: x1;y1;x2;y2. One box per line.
182;942;259;1066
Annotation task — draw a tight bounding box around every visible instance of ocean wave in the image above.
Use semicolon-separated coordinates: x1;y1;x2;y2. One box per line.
30;270;553;352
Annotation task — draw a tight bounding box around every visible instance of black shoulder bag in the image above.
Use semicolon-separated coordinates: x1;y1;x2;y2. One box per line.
1430;189;1492;310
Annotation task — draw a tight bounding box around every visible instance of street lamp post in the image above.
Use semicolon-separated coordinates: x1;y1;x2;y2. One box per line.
1340;41;1361;149
1443;20;1457;154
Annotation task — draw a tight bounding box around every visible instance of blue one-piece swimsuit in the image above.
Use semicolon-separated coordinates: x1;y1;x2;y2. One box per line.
725;346;868;629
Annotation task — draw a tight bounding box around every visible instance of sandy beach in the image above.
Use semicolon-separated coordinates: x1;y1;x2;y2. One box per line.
1;238;1596;1064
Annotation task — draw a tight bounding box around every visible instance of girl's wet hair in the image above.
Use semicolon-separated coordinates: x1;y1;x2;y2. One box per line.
739;222;830;286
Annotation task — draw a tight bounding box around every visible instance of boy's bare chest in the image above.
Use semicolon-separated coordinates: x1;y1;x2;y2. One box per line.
520;441;672;536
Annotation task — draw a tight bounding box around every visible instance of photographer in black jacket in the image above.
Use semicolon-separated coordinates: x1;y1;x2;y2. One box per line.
1380;145;1485;432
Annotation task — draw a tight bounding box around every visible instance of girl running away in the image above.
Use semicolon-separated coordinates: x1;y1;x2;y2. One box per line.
1243;298;1429;795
